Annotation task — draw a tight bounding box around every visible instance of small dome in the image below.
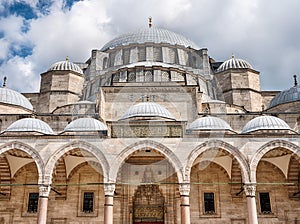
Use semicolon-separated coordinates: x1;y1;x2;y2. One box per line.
242;116;291;133
0;87;33;111
187;116;233;131
101;27;198;51
48;60;83;74
216;56;252;73
64;118;107;132
268;85;300;108
5;118;54;135
120;102;175;120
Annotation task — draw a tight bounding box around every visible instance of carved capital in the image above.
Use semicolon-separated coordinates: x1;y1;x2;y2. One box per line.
104;183;116;196
244;183;256;197
39;185;51;198
179;183;190;196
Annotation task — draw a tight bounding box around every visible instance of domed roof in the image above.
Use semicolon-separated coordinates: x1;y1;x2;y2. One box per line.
268;81;300;109
120;102;175;120
5;118;54;135
101;27;198;51
187;116;233;131
64;118;107;132
0;87;33;111
216;55;253;73
242;116;291;133
48;59;83;74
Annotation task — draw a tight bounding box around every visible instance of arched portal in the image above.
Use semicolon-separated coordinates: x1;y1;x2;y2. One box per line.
114;147;180;224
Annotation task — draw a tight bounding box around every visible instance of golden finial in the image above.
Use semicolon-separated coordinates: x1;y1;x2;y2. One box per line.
293;75;298;86
148;17;152;28
3;76;7;87
66;56;69;61
232;53;235;59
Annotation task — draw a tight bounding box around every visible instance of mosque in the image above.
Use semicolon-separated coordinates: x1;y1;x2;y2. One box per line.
0;19;299;224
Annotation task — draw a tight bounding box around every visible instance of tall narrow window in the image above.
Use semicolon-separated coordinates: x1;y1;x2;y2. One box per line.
83;192;94;213
27;193;39;213
259;192;271;214
204;193;215;214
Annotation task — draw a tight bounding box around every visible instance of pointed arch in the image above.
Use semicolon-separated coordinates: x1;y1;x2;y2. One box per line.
110;140;183;183
45;140;109;184
185;140;250;183
250;139;300;182
0;141;44;184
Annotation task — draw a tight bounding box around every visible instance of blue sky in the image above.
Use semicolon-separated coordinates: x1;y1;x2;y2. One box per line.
0;0;300;92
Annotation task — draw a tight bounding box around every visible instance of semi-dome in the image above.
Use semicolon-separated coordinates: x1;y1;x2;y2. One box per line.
0;87;33;111
48;60;83;74
242;116;291;133
187;116;233;131
5;118;54;135
101;27;198;51
268;83;300;109
64;117;107;132
216;56;252;73
120;102;175;120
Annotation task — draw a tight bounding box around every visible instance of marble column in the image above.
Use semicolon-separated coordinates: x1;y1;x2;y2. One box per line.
37;185;50;224
244;183;258;224
104;183;115;224
179;183;191;224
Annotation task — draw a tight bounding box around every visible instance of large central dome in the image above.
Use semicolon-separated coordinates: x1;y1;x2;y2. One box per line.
101;27;198;51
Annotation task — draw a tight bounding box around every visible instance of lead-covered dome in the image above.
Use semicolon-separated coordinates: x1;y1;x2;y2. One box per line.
48;60;83;74
187;116;233;131
101;27;198;51
268;84;300;109
64;118;107;132
217;56;253;73
4;118;54;135
242;116;291;133
0;87;33;111
120;102;175;120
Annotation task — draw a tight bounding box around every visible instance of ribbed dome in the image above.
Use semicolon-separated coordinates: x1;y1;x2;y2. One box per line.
48;60;83;74
187;116;233;131
217;56;252;73
242;116;291;133
64;118;107;132
0;87;33;111
268;85;300;108
5;118;54;135
101;27;197;51
120;102;175;120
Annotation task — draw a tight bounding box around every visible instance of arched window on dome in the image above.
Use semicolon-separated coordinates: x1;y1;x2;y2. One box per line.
144;70;153;82
103;57;108;69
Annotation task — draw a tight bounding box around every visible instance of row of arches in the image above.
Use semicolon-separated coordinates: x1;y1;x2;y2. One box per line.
0;139;299;185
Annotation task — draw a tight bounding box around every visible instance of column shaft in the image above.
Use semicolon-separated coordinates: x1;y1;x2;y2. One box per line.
37;197;48;224
244;183;258;224
104;195;114;224
180;195;190;224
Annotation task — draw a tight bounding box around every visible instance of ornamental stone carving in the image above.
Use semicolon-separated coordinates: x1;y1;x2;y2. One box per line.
179;183;190;196
244;183;256;197
39;185;51;197
104;183;116;196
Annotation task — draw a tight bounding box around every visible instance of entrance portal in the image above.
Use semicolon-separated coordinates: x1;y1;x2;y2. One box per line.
133;184;164;224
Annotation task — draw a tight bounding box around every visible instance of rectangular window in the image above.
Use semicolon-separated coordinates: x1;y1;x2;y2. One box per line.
27;193;39;213
204;193;215;214
259;192;271;214
83;192;94;213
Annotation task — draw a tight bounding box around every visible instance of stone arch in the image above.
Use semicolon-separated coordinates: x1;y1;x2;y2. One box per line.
185;140;250;183
0;141;44;184
110;140;183;183
250;139;300;182
45;140;109;184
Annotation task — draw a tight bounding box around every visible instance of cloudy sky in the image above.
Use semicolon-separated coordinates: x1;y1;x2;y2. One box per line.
0;0;299;92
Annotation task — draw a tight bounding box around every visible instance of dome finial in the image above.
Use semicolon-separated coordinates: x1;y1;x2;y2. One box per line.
3;76;7;87
293;74;298;86
148;16;152;28
232;53;235;59
66;56;69;61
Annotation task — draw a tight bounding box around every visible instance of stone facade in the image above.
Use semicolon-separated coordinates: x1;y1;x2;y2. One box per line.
0;26;299;224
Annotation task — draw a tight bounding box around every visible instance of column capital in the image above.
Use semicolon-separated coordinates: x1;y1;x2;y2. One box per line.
104;183;116;196
179;183;190;196
243;183;256;197
39;185;51;198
